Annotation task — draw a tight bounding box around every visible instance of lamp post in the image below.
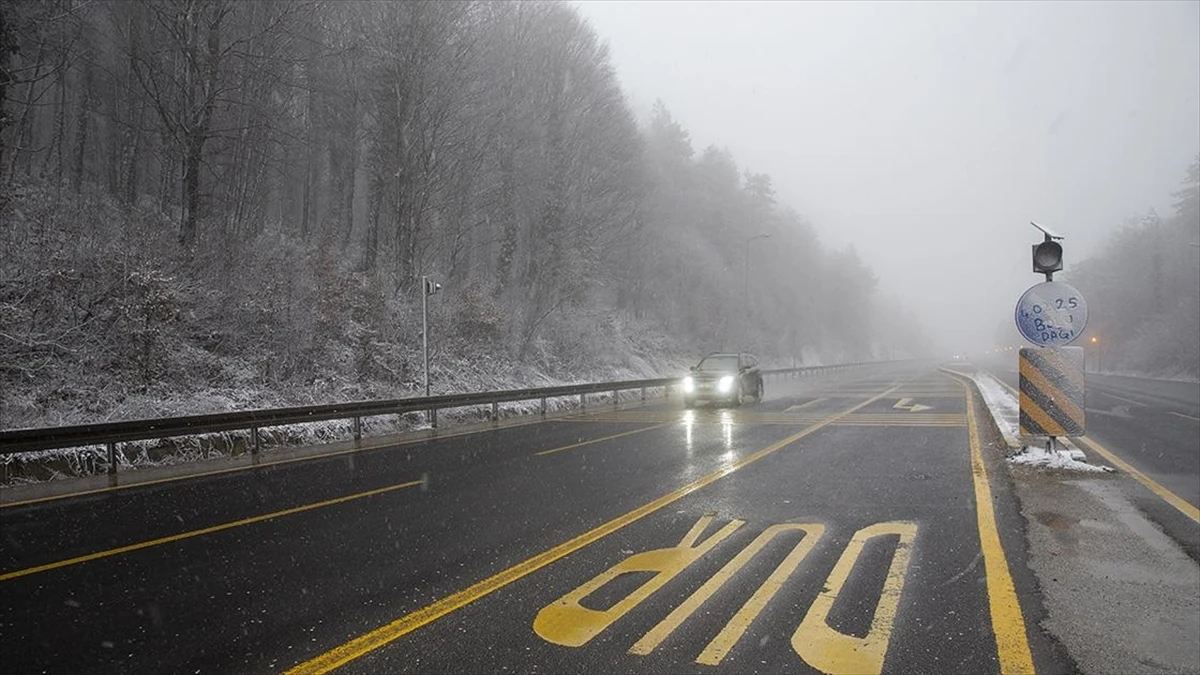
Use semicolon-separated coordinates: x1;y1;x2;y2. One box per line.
743;233;771;308
422;275;441;386
421;276;442;425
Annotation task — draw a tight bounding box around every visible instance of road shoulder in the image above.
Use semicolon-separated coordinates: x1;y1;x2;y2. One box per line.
960;366;1200;675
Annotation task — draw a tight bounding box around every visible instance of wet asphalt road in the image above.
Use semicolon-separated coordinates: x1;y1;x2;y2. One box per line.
0;362;1075;674
982;359;1200;559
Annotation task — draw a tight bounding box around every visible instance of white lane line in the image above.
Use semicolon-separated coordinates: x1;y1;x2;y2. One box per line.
1094;390;1148;407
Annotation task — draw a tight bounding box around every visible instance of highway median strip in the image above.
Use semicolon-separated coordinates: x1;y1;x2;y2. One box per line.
991;375;1198;524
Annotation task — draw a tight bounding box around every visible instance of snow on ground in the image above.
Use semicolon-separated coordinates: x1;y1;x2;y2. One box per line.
970;371;1022;446
954;367;1111;473
1008;445;1111;472
0;383;670;484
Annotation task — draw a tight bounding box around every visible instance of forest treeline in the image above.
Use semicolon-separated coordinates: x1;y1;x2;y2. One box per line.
1068;158;1200;378
0;0;927;427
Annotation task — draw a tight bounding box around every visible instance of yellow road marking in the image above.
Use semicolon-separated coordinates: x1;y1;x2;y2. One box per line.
692;524;824;665
791;521;917;675
785;398;828;411
628;523;822;658
535;515;744;646
555;419;962;427
1169;411;1199;422
994;376;1198;522
535;424;670;456
957;377;1035;675
1074;436;1199;523
0;479;422;582
284;386;901;675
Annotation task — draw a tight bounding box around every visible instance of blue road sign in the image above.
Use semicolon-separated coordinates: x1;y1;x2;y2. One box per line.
1015;281;1088;347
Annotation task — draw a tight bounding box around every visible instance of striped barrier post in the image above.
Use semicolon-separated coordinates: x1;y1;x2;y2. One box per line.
1018;346;1085;440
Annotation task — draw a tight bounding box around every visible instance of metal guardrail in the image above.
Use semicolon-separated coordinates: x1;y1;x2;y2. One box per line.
0;361;875;475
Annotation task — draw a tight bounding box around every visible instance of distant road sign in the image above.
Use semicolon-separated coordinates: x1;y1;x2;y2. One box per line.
1015;281;1088;347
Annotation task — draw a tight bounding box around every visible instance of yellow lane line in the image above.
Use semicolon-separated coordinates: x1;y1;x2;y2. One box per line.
993;376;1199;522
1;414;561;510
542;418;963;427
1169;411;1200;422
1074;436;1199;523
958;376;1036;675
284;385;901;675
535;424;671;456
0;479;423;582
784;398;828;412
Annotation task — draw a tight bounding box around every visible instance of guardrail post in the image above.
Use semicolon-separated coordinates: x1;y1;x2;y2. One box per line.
430;408;438;429
107;442;117;476
640;387;646;402
540;397;547;416
491;401;499;423
353;416;362;441
251;427;260;455
580;393;586;409
612;390;619;407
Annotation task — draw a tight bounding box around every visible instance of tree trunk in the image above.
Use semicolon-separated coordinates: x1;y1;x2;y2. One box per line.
72;60;93;192
364;175;381;272
180;135;202;248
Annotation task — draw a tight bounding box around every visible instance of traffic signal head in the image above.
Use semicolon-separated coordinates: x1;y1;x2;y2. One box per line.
423;279;442;296
1029;222;1065;278
1032;239;1063;274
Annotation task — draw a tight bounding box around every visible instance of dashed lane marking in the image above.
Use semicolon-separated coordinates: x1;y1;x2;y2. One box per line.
535;424;671;456
283;385;902;675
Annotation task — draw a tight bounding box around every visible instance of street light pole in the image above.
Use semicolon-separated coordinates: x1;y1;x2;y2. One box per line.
420;275;441;427
743;233;771;308
427;276;436;396
420;275;442;397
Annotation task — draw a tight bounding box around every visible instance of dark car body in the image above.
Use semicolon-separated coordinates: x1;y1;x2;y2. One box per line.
682;352;764;407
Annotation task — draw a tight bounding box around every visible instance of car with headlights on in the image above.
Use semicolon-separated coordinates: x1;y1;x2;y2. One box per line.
681;352;764;408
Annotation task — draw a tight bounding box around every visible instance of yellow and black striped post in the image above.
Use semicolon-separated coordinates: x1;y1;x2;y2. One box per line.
1019;347;1085;437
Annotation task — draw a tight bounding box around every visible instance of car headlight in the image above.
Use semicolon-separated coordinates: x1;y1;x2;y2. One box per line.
718;375;734;393
683;376;694;393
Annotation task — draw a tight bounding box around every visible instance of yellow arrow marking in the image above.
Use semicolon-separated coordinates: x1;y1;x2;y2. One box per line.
893;397;933;412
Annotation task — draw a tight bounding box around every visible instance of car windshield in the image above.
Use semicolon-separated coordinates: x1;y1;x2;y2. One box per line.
696;355;740;372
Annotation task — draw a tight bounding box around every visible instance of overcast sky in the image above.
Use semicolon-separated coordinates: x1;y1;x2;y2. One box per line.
574;0;1200;354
